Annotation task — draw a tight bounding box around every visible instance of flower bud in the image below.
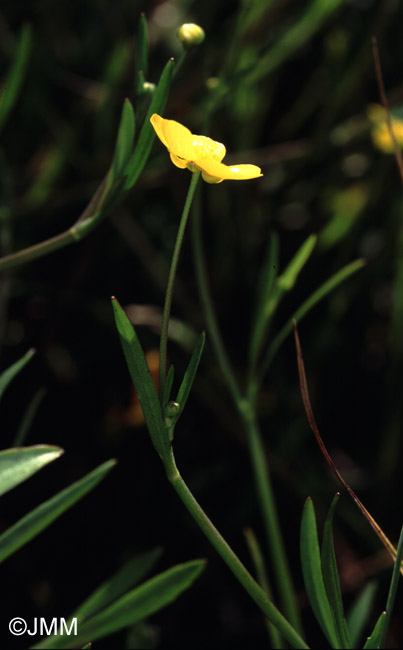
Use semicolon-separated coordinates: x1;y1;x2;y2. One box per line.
142;81;156;95
177;23;205;50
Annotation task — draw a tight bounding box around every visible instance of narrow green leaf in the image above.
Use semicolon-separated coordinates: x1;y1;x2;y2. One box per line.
175;331;205;416
300;497;341;648
321;493;351;648
0;445;63;497
363;612;386;649
347;581;377;648
163;365;175;408
112;297;169;459
109;99;136;183
0;348;35;403
135;14;149;96
261;259;365;374
34;560;206;649
71;547;164;623
277;234;317;291
0;24;33;132
0;459;116;564
13;387;47;446
378;524;403;648
124;58;175;190
249;233;279;366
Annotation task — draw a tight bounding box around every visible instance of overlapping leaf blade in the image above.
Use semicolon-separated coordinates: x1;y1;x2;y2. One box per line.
321;493;351;648
300;497;341;648
0;460;116;563
0;445;63;497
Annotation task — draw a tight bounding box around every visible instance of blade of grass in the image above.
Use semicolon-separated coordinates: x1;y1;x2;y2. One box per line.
134;14;149;96
0;348;35;403
347;581;378;648
13;387;46;446
112;297;169;460
244;527;284;648
321;493;352;648
0;445;63;497
71;547;164;622
124;58;175;190
109;99;136;184
378;524;403;648
0;459;116;563
363;612;386;649
300;497;341;648
175;331;205;415
260;258;365;378
34;560;206;649
0;24;33;132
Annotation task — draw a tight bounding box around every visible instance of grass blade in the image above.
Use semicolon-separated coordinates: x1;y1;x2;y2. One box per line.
0;348;35;403
321;493;351;648
0;459;116;564
0;24;33;132
378;524;403;648
124;58;175;190
300;497;341;648
0;445;63;497
175;331;205;415
71;547;164;622
112;297;169;460
109;98;136;183
13;387;47;446
347;581;378;648
34;560;206;648
363;612;386;649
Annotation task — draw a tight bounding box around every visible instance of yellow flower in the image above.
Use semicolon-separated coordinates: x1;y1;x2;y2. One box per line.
150;114;263;184
367;103;403;154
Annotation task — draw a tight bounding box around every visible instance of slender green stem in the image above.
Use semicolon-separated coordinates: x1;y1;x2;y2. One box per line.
244;526;284;648
167;457;309;649
191;192;242;405
192;192;302;634
159;172;200;405
242;404;303;634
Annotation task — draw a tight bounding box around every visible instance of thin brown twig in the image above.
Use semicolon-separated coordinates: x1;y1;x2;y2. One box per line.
293;321;402;574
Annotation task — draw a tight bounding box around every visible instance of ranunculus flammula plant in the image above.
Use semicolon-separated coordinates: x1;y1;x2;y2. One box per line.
150;114;263;183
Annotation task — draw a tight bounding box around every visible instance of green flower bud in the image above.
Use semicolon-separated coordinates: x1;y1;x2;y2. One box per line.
165;401;181;419
177;23;205;50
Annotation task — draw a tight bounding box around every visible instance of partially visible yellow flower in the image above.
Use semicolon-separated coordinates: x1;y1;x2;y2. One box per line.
150;114;263;184
367;103;403;153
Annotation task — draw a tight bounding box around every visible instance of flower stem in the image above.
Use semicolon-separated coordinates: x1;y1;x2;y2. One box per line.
191;192;302;634
159;171;200;405
167;457;309;649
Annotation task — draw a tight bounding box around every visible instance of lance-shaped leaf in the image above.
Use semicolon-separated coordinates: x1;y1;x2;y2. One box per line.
71;547;164;623
300;497;341;648
109;99;136;184
0;24;33;132
363;612;386;649
112;297;170;460
0;459;116;564
163;365;175;408
321;493;351;648
175;331;205;416
378;524;403;648
0;445;63;497
124;58;175;190
0;348;35;403
34;560;206;649
347;581;377;648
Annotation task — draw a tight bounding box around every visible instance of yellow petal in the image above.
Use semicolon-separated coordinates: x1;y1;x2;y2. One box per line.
150;114;195;160
170;153;189;169
197;159;263;182
191;135;226;162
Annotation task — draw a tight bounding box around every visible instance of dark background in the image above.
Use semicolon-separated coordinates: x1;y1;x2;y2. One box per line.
1;0;403;647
